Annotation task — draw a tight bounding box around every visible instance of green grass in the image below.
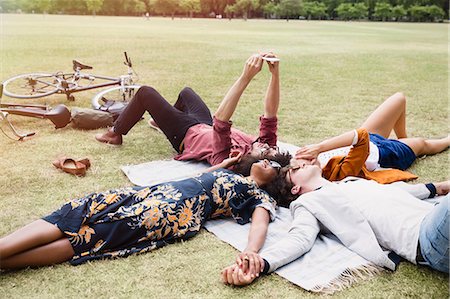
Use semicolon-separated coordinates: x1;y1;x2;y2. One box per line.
1;14;449;298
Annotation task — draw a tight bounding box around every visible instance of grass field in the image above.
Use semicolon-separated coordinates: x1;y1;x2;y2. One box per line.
0;14;448;298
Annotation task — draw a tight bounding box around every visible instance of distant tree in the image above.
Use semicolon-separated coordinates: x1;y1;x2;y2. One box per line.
36;0;52;13
200;0;234;16
263;1;278;18
391;5;406;21
373;2;392;21
135;1;147;15
278;0;302;21
85;0;104;15
228;0;260;20
122;0;147;15
303;1;327;19
351;3;368;19
322;0;343;19
0;0;20;13
153;0;179;19
335;3;353;20
425;5;445;21
224;4;235;18
52;0;87;15
180;0;201;18
408;5;427;21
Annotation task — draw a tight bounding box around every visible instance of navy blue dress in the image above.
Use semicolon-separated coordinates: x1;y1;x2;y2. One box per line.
43;169;276;265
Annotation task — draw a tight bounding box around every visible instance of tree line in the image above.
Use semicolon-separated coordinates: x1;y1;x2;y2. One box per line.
1;0;447;22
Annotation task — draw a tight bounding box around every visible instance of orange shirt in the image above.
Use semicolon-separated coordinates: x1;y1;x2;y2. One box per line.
322;128;417;184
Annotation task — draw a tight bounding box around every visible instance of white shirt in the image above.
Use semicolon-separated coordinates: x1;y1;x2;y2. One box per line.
260;179;433;272
318;141;380;171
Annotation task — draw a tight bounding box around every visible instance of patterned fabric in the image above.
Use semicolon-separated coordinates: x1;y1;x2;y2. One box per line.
43;169;276;265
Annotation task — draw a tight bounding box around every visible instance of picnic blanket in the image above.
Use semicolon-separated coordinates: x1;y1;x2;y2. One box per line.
120;142;439;294
121;141;336;187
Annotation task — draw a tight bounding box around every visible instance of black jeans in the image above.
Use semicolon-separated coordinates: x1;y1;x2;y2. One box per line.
114;86;213;152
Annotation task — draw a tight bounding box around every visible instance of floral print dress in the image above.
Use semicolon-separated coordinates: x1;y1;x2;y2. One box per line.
43;169;276;265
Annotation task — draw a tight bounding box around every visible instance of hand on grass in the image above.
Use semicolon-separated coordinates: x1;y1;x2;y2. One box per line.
221;264;256;286
236;251;264;277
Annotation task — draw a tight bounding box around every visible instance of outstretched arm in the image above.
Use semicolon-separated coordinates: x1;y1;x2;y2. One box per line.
214;54;263;122
263;53;280;118
234;207;270;278
295;129;359;161
222;205;320;286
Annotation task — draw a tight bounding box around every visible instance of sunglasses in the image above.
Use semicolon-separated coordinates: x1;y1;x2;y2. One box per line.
258;160;281;172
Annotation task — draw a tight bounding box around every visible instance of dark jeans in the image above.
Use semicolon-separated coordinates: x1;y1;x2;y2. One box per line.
114;86;213;152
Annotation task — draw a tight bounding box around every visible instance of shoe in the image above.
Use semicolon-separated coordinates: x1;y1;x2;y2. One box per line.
53;157;91;171
53;158;87;177
95;128;122;145
148;118;162;133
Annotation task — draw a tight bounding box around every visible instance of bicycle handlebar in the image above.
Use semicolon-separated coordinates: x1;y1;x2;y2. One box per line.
124;52;132;67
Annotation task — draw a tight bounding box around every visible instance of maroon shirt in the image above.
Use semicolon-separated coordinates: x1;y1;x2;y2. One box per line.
175;116;277;165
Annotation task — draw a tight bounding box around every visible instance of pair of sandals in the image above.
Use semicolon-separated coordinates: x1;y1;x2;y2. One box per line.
53;157;91;177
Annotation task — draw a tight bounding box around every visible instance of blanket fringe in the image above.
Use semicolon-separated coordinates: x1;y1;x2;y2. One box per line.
309;263;384;295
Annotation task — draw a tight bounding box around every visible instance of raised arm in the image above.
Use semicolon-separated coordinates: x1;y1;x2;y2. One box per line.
214;54;263;122
263;53;280;118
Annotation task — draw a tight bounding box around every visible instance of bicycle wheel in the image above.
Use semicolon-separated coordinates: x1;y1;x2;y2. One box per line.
3;73;60;99
91;85;141;109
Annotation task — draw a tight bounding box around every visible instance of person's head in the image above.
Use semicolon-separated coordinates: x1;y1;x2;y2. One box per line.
290;157;320;169
267;164;323;208
248;159;291;207
234;150;292;177
249;141;281;161
249;159;282;187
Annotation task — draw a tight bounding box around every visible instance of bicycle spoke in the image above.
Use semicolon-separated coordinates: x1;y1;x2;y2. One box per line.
34;78;58;88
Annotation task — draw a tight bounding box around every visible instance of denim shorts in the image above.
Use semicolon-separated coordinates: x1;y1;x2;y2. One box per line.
369;133;416;170
418;196;449;273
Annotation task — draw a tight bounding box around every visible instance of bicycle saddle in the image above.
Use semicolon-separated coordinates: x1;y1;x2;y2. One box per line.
73;60;93;71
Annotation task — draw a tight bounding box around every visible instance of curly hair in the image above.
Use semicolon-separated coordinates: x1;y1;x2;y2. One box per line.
233;151;292;177
263;167;298;208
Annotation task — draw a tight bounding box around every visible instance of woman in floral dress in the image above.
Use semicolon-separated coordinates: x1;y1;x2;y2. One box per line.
0;155;282;269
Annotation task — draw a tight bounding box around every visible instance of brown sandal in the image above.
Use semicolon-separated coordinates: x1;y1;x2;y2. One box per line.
53;157;90;176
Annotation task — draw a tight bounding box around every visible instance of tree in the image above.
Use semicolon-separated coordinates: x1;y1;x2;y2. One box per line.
425;5;445;21
263;1;278;18
303;1;327;20
180;0;201;18
335;3;353;20
373;2;392;21
278;0;303;21
391;5;406;21
153;0;180;19
408;5;427;21
351;3;368;20
35;0;52;13
85;0;104;15
228;0;260;20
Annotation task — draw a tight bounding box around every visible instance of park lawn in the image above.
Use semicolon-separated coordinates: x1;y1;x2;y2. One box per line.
0;14;448;298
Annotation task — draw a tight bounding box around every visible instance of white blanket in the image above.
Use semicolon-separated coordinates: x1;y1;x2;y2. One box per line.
120;142;388;294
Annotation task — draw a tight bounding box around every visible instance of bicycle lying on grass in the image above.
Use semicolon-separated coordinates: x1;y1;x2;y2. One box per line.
2;52;141;109
1;53;141;140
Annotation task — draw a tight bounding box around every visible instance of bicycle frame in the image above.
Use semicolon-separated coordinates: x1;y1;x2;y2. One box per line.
3;52;137;101
0;84;36;140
